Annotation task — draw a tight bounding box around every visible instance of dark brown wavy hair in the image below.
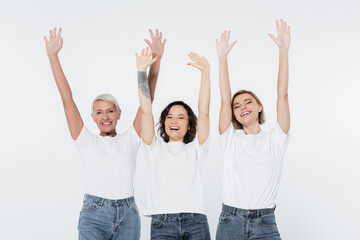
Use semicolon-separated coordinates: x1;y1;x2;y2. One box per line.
231;90;265;130
157;101;197;144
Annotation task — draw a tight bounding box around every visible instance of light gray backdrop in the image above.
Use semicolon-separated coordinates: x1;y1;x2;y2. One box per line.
1;0;359;239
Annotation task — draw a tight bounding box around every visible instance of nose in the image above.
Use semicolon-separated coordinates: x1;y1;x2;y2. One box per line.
103;113;109;120
171;117;178;123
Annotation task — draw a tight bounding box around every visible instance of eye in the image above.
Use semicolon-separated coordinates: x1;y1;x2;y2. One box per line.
234;106;239;109
166;116;172;119
108;110;114;113
179;117;184;120
96;112;102;115
246;101;252;105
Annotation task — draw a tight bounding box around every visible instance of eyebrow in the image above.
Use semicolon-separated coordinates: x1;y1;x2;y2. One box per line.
95;107;115;111
167;113;186;117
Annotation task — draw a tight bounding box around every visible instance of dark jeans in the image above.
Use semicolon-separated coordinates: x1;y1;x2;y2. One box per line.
78;194;140;240
151;213;211;240
216;204;281;240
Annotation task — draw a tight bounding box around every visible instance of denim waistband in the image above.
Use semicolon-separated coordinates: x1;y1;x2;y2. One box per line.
84;194;135;207
222;204;275;218
152;213;205;221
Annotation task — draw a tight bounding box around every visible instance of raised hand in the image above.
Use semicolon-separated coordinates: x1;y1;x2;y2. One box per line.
144;29;166;58
187;52;210;72
268;19;291;51
136;47;158;72
216;30;237;60
44;28;63;56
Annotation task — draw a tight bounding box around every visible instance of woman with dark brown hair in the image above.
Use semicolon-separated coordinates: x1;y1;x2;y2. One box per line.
136;48;211;240
216;19;291;240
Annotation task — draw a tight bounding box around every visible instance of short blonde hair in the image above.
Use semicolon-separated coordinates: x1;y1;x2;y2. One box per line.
92;93;120;115
231;90;265;130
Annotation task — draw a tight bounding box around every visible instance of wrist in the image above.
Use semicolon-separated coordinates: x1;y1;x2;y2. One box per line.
137;68;146;72
47;52;59;58
218;57;228;62
279;48;289;54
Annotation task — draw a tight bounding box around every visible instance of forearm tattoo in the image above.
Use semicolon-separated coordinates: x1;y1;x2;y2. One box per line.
138;71;151;99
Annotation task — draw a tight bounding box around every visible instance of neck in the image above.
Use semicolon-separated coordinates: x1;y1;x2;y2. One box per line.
168;137;184;143
100;131;117;137
243;122;261;135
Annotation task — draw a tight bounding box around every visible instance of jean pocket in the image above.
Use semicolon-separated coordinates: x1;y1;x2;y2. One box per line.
129;203;139;214
81;200;100;213
218;211;233;224
259;213;277;227
193;214;208;224
151;217;163;228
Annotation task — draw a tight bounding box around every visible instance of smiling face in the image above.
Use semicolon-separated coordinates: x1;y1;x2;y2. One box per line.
164;105;190;142
91;100;121;137
233;93;263;128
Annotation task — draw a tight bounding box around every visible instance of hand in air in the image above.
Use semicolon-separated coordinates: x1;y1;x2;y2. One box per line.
136;47;158;72
44;28;63;56
144;29;166;59
187;52;210;72
216;30;237;60
268;19;291;51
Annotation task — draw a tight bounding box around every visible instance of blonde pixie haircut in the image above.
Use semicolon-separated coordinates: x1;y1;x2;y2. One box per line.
92;93;121;115
231;90;265;130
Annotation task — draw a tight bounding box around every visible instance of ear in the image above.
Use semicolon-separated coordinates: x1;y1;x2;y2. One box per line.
117;110;121;120
258;105;263;113
91;113;96;122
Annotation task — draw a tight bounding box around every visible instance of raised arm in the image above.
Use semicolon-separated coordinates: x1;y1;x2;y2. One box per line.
188;53;211;145
269;19;291;134
216;31;237;134
133;29;166;137
136;48;158;145
44;28;83;140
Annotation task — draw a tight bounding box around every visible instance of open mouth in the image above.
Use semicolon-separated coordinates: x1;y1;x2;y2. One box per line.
170;126;180;131
241;111;250;117
102;122;112;126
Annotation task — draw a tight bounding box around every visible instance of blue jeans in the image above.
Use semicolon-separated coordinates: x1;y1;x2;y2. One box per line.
78;194;140;240
216;204;281;240
151;213;211;240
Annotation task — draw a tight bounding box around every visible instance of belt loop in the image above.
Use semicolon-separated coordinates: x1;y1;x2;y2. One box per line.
125;198;131;207
257;209;259;218
274;204;276;211
163;214;167;223
232;207;236;216
100;198;104;206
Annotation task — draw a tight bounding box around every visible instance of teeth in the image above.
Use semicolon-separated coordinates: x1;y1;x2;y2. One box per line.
102;122;111;125
242;112;250;117
170;127;179;130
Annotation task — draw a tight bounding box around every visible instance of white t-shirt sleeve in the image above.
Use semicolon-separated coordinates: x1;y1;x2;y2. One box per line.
196;136;210;168
138;136;158;163
123;125;142;154
271;121;290;157
219;124;234;152
74;126;94;146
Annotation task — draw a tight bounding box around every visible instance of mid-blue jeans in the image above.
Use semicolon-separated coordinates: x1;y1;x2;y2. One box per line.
78;194;140;240
216;204;281;240
151;213;211;240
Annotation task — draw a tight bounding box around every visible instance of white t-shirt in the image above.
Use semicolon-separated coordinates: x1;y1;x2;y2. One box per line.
74;125;141;200
139;136;209;216
220;122;290;209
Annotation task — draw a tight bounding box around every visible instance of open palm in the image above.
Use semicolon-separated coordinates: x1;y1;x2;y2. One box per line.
269;19;291;50
44;28;63;55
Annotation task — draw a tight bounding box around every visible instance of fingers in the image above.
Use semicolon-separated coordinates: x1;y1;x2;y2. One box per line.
229;40;237;51
149;29;155;40
58;28;62;39
155;29;159;38
276;20;280;34
268;33;276;41
150;57;159;65
144;39;153;48
163;38;167;45
159;31;162;41
43;36;48;43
